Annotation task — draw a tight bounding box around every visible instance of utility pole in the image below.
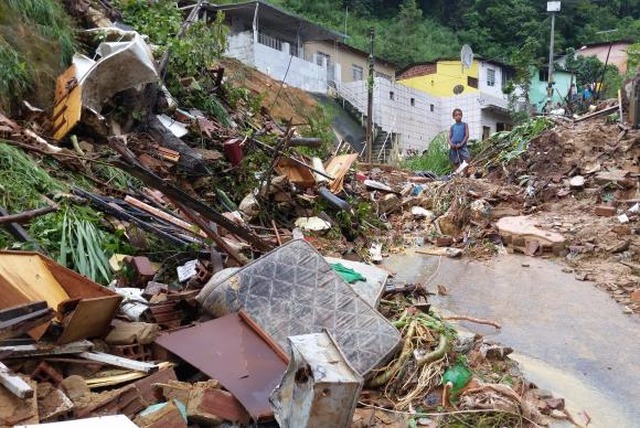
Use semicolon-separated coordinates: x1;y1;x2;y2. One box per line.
546;1;561;113
365;27;375;164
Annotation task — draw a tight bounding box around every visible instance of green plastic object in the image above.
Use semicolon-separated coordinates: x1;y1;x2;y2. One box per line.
442;362;472;394
330;263;366;284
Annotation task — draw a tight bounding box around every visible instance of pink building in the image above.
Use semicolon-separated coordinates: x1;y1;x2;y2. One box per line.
576;40;633;74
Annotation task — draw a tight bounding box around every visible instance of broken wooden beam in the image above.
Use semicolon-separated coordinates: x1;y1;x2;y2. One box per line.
0;205;58;225
72;187;195;248
0;340;93;358
108;137;273;251
124;195;207;238
0;362;34;399
78;351;160;373
170;199;249;265
0;301;55;340
0;207;41;249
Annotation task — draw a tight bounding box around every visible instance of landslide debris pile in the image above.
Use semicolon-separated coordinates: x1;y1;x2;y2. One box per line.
0;1;628;427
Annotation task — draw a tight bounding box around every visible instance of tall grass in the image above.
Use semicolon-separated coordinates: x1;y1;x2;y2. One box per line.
0;0;77;112
402;131;451;175
59;208;112;284
0;142;65;211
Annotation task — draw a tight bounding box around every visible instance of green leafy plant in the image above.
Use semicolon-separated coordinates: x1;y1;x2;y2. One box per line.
113;0;182;45
402;131;450;174
59;208;112;284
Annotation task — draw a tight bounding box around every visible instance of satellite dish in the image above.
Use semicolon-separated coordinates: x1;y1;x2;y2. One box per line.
453;84;465;95
461;44;474;70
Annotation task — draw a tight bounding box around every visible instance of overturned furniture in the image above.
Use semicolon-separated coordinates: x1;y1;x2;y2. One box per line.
0;251;122;343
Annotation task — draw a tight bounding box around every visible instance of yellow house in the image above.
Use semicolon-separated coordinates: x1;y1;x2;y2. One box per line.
398;60;479;97
397;58;514;140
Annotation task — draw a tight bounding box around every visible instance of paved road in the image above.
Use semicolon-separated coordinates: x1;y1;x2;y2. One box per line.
384;251;640;428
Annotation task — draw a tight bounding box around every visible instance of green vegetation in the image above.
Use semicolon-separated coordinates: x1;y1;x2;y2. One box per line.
474;117;555;169
402;132;450;174
256;0;640;71
0;0;76;113
0;142;126;283
58;207;112;284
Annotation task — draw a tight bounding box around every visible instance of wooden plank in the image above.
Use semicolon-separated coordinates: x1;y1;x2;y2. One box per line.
0;376;37;425
79;351;159;373
52;64;82;140
573;104;619;122
57;296;122;344
0;307;55;340
0;362;33;398
0;339;92;358
124;195;207;238
0;301;47;322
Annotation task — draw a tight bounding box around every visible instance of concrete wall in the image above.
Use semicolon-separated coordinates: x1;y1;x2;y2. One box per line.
339;78;445;153
478;61;506;99
529;69;574;112
577;43;631;74
227;31;255;64
226;32;328;93
254;43;327;93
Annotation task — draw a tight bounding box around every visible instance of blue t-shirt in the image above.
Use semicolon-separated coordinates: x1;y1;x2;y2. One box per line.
450;122;466;145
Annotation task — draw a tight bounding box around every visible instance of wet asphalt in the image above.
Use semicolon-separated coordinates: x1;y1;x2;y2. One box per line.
383;251;640;428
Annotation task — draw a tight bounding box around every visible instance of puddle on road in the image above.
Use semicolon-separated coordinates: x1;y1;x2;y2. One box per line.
511;353;632;428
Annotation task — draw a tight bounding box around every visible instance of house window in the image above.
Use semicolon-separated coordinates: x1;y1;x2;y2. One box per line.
497;122;513;132
389;91;395;100
352;65;364;81
482;126;491;140
467;76;478;88
410;98;415;106
430;104;434;112
316;52;330;67
487;68;496;87
539;69;549;82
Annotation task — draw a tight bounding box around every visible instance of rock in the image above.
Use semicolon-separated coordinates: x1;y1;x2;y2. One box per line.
595;205;616;217
453;331;476;354
378;194;400;214
496;216;565;256
630;289;640;303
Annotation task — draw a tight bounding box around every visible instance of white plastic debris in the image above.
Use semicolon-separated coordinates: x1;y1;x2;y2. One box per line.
411;206;433;219
177;259;199;282
369;242;383;263
294;216;331;231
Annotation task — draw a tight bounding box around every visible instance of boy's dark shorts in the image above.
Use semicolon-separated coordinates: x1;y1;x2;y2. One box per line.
449;145;470;165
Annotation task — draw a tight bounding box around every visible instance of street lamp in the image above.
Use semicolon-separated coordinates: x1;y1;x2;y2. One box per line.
546;1;561;112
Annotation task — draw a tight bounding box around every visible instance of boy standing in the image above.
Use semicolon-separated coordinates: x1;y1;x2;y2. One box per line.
447;108;470;170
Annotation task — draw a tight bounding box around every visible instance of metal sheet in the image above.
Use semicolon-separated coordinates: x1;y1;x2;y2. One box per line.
197;239;401;375
154;313;286;420
271;331;362;428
